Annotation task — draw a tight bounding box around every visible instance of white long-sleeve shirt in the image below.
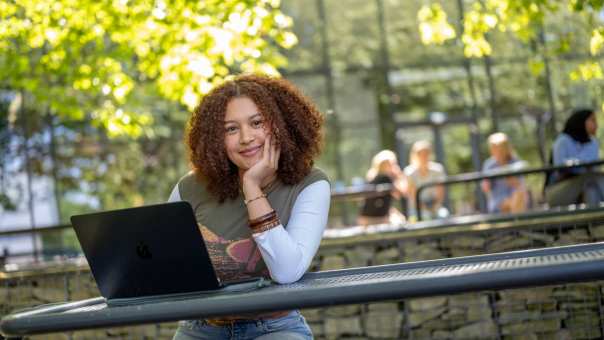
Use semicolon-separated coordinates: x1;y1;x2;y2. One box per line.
168;180;330;284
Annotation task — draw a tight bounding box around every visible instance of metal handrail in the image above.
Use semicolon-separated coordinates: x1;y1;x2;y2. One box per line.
0;186;396;238
0;224;72;237
330;183;393;201
3;241;604;336
0;188;395;264
415;158;604;221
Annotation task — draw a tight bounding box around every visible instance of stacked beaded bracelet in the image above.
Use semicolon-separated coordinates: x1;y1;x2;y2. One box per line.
249;210;280;234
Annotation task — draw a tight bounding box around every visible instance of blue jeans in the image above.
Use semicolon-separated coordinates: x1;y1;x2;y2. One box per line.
172;310;313;340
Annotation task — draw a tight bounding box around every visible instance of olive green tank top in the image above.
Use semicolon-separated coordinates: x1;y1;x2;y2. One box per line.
177;168;329;282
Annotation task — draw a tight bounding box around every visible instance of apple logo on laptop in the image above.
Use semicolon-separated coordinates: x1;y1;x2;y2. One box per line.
136;242;152;259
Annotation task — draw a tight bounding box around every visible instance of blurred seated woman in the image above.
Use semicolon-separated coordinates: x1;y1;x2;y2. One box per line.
357;150;406;226
545;108;604;207
404;140;449;221
481;132;529;214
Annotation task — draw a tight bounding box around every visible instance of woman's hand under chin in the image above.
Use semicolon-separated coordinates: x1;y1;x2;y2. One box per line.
241;134;281;195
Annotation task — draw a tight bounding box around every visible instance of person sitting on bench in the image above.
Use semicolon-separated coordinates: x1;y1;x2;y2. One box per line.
545;108;604;207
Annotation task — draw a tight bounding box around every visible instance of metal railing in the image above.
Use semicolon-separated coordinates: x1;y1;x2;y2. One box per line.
3;205;604;338
0;187;396;265
416;159;604;221
4;160;604;265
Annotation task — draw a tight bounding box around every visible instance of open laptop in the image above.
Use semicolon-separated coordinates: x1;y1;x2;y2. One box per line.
71;201;269;306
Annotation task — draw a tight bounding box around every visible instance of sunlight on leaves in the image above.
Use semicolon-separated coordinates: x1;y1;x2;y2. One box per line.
0;0;297;138
570;61;604;81
417;4;457;45
590;28;604;55
462;4;497;57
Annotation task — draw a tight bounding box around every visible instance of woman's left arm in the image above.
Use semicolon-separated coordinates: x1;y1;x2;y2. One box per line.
252;180;331;284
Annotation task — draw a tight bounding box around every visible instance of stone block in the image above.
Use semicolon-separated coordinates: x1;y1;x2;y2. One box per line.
498;310;567;325
498;288;553;302
402;241;443;261
449;294;489;308
450;248;482;257
498;311;540;324
565;313;601;328
33;287;67;303
320;255;346;271
518;231;555;244
421;319;455;331
407;296;447;312
559;301;599;310
467;305;492;322
501;319;560;335
404;248;444;262
308;322;324;337
301;308;323;322
568;327;602;340
407;307;446;327
503;333;538;340
158;323;180;337
526;300;558;312
324;304;360;317
409;328;432;339
441;235;486;249
442;307;465;319
439;315;467;329
553;285;599;300
344;246;375;268
453;320;498;339
433;330;453;339
367;302;399;313
566;228;591;241
373;247;400;265
324;316;363;338
537;330;572;340
364;311;403;338
590;224;604;239
487;237;533;253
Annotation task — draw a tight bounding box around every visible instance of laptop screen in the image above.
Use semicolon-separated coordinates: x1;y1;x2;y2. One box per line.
71;202;222;300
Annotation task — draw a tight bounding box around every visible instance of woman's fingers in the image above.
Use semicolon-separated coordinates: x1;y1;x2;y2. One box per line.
274;146;281;169
263;134;271;164
266;134;279;170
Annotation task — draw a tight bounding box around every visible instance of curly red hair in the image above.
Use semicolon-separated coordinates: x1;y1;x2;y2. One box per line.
186;74;324;202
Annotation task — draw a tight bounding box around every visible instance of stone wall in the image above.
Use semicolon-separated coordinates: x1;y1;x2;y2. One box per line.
2;211;604;339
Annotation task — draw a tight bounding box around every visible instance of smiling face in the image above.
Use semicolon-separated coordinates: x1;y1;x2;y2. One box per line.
223;96;269;172
585;113;598;137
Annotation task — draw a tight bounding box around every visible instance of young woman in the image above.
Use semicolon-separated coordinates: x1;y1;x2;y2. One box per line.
545;108;603;207
357;150;406;226
404;140;448;221
481;132;528;214
168;74;330;340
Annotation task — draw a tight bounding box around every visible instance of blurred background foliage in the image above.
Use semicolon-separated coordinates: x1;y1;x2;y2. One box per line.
1;0;604;233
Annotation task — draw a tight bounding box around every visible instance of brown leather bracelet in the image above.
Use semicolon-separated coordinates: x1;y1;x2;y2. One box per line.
251;219;281;234
249;210;277;229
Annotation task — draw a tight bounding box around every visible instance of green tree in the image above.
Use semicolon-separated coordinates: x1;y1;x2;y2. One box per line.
0;0;299;224
0;0;297;136
418;0;604;106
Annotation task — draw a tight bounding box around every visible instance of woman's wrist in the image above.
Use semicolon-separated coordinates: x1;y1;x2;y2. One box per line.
242;182;263;200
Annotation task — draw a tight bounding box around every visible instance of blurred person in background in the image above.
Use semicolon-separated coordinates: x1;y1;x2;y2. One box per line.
357;150;406;226
404;140;448;221
481;132;529;214
545;108;604;207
